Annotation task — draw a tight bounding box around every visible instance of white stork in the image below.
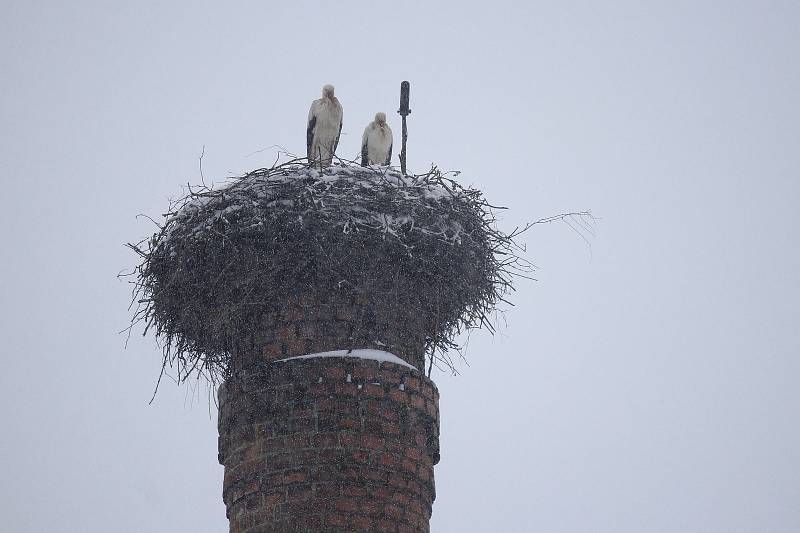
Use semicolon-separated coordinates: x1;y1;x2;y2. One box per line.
307;84;343;166
361;112;393;167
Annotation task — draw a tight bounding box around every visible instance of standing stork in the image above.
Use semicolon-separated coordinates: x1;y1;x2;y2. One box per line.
360;112;393;166
307;84;343;167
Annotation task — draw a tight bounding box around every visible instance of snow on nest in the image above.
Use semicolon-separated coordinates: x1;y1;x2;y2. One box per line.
174;165;453;215
275;349;416;370
159;164;466;247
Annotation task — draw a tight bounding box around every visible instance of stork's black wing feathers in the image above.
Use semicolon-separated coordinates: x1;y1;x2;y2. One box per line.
334;120;342;154
385;143;392;166
361;137;369;167
306;115;316;152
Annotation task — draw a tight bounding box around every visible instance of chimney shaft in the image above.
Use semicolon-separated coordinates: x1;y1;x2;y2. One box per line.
218;295;440;532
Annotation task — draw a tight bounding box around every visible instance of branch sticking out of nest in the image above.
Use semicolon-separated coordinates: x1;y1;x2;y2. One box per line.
122;156;593;391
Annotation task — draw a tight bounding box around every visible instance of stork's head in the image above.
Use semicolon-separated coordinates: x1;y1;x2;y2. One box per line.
322;84;335;98
375;112;387;125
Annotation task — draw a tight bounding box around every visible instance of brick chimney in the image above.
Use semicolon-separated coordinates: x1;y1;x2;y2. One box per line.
129;163;503;531
217;293;441;532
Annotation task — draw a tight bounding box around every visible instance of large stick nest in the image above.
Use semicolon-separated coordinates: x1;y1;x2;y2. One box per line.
126;160;536;384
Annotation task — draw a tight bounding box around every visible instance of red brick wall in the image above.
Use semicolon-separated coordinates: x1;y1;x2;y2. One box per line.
233;293;428;371
218;357;440;532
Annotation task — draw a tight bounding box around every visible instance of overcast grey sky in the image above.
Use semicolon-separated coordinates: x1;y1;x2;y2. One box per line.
2;1;799;532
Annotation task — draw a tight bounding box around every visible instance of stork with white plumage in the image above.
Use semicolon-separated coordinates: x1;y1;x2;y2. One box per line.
307;84;343;167
361;112;393;167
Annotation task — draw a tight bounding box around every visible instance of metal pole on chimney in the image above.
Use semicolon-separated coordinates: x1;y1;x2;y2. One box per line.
398;81;411;175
